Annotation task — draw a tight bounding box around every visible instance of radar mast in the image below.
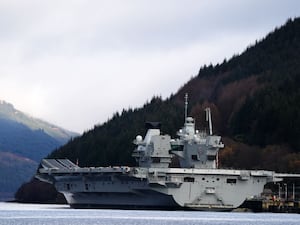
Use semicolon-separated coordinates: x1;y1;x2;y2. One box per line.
184;93;188;121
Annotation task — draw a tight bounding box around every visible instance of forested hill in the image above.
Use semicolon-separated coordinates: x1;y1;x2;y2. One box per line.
47;18;300;173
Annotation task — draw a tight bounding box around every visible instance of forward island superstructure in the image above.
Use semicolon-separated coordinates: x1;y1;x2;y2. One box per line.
36;94;295;211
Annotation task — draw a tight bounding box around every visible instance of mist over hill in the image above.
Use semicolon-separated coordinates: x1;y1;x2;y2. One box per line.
0;100;78;200
16;18;300;202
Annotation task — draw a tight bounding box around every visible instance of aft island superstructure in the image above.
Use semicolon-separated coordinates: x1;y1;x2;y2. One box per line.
36;94;295;211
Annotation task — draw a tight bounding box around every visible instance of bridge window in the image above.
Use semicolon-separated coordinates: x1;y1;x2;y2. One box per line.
191;155;198;160
226;178;237;184
184;177;195;182
152;158;160;163
207;155;216;160
171;145;184;151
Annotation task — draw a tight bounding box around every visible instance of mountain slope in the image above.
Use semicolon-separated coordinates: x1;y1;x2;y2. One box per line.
0;100;78;200
177;17;300;148
0;152;38;201
0;118;62;161
0;100;77;143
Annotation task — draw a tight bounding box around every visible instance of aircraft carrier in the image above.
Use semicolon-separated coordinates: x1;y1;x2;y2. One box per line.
36;94;299;211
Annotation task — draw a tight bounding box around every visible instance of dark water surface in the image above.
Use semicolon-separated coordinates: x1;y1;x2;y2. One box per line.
0;202;299;225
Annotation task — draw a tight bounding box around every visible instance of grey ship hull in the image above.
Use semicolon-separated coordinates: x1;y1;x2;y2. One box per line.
37;159;179;209
64;191;178;209
36;159;282;211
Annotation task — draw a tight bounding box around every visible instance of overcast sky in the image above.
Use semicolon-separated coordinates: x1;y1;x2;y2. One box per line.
0;0;299;133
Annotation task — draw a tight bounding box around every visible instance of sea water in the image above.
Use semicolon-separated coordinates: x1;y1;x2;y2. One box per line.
0;202;299;225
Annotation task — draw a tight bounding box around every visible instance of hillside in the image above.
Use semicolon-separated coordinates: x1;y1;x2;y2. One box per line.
0;152;38;201
0;101;78;200
16;18;300;202
0;100;77;143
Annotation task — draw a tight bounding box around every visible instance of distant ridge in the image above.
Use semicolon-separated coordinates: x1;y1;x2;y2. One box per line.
0;100;78;200
0;152;38;201
0;100;77;142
